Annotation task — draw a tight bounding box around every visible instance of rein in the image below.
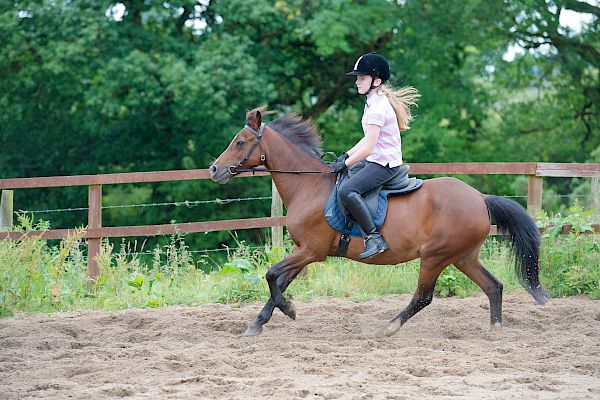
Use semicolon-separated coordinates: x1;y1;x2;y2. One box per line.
234;167;335;174
228;123;336;175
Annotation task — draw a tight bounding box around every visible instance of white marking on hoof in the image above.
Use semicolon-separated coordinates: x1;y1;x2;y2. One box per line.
242;324;263;337
379;320;401;337
490;322;502;332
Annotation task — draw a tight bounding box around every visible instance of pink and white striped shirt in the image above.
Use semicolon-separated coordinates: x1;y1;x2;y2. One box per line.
361;92;403;167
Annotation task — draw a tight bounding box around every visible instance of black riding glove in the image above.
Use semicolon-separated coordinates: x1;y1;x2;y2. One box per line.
330;152;349;174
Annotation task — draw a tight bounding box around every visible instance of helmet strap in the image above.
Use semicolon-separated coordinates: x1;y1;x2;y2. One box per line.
363;76;380;98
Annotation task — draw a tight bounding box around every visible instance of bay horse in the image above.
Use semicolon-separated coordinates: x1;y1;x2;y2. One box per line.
209;107;549;336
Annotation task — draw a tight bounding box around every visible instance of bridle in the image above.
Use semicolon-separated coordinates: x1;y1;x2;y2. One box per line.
228;123;267;175
227;123;335;175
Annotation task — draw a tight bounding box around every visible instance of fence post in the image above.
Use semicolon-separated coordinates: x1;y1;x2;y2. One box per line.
527;175;543;216
271;180;284;249
87;185;102;286
591;177;599;223
0;190;14;231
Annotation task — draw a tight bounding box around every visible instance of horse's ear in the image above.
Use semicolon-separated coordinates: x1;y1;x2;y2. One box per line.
246;108;262;130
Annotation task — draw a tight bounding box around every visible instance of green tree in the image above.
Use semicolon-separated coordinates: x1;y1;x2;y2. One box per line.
1;0;597;251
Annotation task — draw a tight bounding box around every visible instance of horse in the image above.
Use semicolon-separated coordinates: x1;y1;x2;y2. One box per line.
209;107;549;337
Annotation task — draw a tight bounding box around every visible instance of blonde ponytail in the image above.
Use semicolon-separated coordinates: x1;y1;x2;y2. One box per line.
379;84;420;131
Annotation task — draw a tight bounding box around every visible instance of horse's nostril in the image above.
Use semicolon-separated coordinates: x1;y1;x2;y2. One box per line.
209;165;217;174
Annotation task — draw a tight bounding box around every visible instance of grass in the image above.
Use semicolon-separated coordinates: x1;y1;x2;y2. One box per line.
0;207;598;318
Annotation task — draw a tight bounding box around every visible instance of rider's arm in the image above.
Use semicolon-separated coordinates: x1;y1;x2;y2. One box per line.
345;124;381;166
347;137;365;157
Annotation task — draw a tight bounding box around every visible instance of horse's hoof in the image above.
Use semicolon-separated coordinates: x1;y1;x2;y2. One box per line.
283;302;296;320
242;324;263;337
379;320;401;337
490;322;502;332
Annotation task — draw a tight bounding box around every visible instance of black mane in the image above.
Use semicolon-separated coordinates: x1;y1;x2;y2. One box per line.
268;114;325;161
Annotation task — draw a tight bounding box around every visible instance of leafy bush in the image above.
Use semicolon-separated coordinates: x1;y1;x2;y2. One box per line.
537;203;600;298
435;266;472;298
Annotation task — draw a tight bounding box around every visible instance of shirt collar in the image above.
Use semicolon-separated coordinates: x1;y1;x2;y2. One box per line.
365;90;384;108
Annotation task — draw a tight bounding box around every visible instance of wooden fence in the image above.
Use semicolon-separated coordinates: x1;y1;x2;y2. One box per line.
1;162;599;282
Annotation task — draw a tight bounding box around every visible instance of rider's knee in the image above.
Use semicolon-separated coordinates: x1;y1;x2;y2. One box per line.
337;185;357;205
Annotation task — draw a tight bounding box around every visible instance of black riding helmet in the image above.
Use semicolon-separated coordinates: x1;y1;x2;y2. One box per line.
346;52;391;83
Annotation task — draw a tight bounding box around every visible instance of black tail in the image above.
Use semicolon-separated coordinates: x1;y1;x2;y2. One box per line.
485;195;550;305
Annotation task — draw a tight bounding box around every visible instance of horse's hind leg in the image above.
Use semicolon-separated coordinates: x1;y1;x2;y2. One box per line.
454;251;503;330
383;257;447;336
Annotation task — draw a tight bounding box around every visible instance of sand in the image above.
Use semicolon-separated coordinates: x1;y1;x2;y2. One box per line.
1;292;599;399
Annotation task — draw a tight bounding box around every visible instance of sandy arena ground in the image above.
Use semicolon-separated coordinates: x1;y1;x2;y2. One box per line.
1;292;599;399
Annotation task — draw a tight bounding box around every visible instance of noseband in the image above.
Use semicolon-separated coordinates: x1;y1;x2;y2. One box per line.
228;123;267;175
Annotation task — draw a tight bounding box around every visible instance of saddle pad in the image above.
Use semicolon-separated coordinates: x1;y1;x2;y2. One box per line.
324;178;424;238
324;186;387;237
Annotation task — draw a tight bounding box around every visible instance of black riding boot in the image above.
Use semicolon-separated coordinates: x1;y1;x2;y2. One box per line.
345;192;389;260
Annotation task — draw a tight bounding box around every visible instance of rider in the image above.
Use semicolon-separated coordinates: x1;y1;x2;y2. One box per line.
330;52;420;260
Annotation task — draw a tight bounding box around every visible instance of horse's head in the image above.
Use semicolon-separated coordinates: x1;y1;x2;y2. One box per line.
210;108;267;184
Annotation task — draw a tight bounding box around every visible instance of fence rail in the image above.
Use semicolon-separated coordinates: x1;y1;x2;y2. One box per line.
1;163;599;282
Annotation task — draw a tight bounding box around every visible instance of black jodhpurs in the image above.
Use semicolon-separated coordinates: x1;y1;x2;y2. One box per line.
338;161;400;204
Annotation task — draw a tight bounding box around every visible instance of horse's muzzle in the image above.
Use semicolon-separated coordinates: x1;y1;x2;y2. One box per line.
209;163;231;184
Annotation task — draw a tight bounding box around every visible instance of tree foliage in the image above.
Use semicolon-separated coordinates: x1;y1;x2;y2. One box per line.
0;0;598;249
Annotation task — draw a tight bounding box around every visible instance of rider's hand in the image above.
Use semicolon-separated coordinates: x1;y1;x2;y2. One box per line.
330;152;349;173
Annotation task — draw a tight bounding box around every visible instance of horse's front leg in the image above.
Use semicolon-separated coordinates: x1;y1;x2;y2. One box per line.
266;254;304;319
243;268;301;336
243;250;314;336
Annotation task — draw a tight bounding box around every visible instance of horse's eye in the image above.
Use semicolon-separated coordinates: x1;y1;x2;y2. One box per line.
236;140;245;147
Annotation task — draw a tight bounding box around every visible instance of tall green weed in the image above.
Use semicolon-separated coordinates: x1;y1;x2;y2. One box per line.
1;206;598;318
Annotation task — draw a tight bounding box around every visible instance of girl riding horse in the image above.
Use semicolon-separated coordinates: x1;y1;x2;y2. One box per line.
209;55;548;337
331;53;419;260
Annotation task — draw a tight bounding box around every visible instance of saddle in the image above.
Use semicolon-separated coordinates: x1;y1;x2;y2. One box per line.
324;162;423;245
